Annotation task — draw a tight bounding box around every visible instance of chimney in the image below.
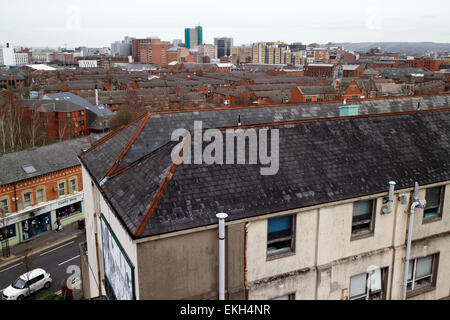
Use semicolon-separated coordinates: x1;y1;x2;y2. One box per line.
339;104;359;117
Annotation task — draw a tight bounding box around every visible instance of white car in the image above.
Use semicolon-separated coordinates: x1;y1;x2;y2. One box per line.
2;268;52;300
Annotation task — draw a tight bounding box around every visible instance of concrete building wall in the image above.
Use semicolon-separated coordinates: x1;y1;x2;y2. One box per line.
317;197;395;265
316;248;393;299
391;235;450;300
136;223;245;300
245;182;450;300
246;209;317;283
82;165;139;299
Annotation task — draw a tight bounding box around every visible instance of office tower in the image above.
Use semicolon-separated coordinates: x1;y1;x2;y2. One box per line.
214;37;233;58
185;26;203;49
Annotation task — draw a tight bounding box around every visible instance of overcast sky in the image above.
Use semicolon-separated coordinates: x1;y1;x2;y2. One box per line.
1;0;449;48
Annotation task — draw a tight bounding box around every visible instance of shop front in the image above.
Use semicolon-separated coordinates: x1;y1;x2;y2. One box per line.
56;201;82;221
1;193;84;247
0;225;16;242
21;212;52;241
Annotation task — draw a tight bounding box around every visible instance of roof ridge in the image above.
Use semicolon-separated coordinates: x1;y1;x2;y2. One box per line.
148;94;450;115
79;111;149;157
215;107;450;131
106;112;151;178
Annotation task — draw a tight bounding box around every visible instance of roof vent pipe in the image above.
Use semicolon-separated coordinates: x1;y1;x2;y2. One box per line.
216;212;228;300
382;181;396;214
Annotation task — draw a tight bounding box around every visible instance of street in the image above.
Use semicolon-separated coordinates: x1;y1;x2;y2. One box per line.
0;233;86;300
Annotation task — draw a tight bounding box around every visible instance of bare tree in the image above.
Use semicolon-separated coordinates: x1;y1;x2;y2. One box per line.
15;246;35;300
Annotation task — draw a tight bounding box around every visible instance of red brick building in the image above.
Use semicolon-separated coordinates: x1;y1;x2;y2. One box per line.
304;64;339;78
0;137;93;247
342;65;364;78
20;100;89;140
0;74;25;89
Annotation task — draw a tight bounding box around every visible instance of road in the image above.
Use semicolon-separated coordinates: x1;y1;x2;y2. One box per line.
0;233;86;300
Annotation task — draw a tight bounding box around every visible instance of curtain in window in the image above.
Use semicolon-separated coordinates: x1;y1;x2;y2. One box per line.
268;216;291;233
416;256;433;278
350;273;366;297
425;188;440;208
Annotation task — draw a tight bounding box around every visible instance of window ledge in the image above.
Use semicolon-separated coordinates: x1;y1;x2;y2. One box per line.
422;216;442;224
350;232;374;242
266;250;295;262
406;285;435;299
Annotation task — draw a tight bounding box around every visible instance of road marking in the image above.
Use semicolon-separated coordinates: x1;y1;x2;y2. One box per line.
58;255;80;266
0;262;23;273
40;241;75;256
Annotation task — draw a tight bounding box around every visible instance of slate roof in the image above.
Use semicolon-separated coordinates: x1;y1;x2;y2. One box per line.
79;95;450;239
21;99;85;112
0;136;100;186
298;85;336;95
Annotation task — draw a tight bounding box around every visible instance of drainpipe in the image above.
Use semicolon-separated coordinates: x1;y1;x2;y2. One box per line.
216;212;228;300
95;89;99;106
382;181;396;214
402;182;426;300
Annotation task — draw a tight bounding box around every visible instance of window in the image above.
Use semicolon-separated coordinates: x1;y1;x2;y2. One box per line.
58;182;65;196
267;215;294;256
271;293;295;300
22;164;37;174
0;199;9;213
424;187;444;220
306;97;312;102
36;189;44;203
349;268;388;300
69;179;76;194
407;254;439;293
0;224;16;241
29;274;44;285
351;200;375;237
24;192;32;207
56;202;82;219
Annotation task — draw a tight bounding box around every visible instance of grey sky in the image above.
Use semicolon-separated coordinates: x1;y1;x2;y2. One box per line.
0;0;449;48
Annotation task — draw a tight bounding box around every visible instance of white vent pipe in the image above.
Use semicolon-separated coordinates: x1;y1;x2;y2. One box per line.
382;181;396;214
216;212;228;300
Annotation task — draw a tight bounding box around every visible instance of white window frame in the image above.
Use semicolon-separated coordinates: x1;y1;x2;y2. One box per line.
23;192;32;207
407;254;436;292
36;188;44;203
58;182;66;196
0;199;9;213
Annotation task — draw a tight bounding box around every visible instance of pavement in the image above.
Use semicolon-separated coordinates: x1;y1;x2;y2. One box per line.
0;222;86;300
0;222;85;268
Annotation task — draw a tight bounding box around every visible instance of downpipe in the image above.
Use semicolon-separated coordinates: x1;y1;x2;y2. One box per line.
402;182;426;300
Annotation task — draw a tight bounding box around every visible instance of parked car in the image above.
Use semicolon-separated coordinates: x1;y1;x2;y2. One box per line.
2;268;52;300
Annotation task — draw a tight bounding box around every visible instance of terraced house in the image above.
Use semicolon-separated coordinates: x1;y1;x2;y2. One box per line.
78;96;450;300
0;137;95;249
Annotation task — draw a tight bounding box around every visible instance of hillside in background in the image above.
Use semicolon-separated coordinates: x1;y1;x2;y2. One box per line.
333;42;450;54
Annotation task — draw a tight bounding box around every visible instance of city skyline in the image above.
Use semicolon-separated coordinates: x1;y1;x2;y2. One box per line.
1;0;450;48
